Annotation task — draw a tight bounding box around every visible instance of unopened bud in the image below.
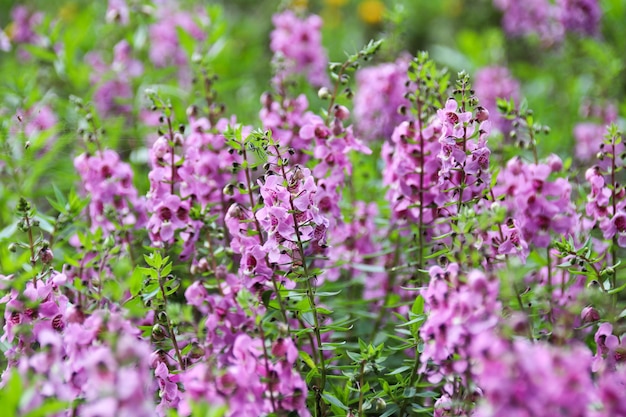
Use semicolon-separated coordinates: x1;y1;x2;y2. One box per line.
186;105;198;118
40;248;54;264
151;324;166;341
581;306;600;324
317;87;331;100
334;105;350;121
375;398;387;412
546;153;563;172
475;106;489;122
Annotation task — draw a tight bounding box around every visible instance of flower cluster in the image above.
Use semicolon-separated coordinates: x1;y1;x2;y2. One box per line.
323;201;386;293
420;264;501;383
179;116;246;212
494;156;577;247
17;104;57;139
148;3;206;81
494;0;602;45
4;2;626;417
172;263;309;416
493;0;565;45
74;149;145;235
106;0;130;25
557;0;602;36
177;333;309;417
302;104;371;225
270;10;329;87
256;165;329;271
353;57;411;141
1;275;155;416
585;134;626;247
473;338;594;417
382;119;443;230
85;40;143;117
473;66;520;134
260;92;313;165
8;6;42;45
436;98;492;208
575;123;610;162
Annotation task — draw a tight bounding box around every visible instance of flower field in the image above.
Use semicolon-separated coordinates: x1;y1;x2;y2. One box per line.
1;0;626;416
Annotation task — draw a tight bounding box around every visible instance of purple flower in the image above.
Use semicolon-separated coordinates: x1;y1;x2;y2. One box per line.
420;264;501;381
260;93;314;165
9;6;42;44
270;10;329;87
601;210;626;247
86;40;143;117
437;99;473;139
474;66;520;134
353;57;411;140
74;149;145;235
147;194;190;243
148;6;205;69
494;157;577;248
106;0;130;25
575;123;606;161
557;0;602;36
494;0;565;46
473;339;594;417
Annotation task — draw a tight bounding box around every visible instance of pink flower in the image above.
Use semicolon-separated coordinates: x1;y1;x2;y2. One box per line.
270;10;329;87
353;57;411;140
474;66;520;134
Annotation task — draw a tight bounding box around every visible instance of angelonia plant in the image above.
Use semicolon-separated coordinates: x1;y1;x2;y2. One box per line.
1;1;625;417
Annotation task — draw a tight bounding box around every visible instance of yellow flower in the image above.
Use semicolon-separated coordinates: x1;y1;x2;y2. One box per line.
292;0;309;10
59;3;79;22
325;0;349;6
5;23;16;40
358;0;385;25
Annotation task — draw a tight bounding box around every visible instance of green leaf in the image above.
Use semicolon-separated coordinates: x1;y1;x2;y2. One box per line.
23;399;69;417
176;27;197;58
321;341;346;350
321;393;349;411
161;262;172;277
0;369;21;416
607;281;626;295
387;365;411;375
0;223;17;241
129;267;144;296
352;263;386;273
299;351;317;370
411;295;424;316
380;405;400;417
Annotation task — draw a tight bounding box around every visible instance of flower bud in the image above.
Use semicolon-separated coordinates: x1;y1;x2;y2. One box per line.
186;105;198;119
317;87;331;100
40;248;54;264
151;324;166;341
475;106;489;122
581;306;600;324
374;398;387;412
546;153;563;172
334;105;350;121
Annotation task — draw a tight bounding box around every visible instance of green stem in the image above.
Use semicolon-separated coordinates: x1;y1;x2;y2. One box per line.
158;267;185;371
258;325;278;415
241;145;290;325
273;145;327;402
24;214;37;288
358;360;366;417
